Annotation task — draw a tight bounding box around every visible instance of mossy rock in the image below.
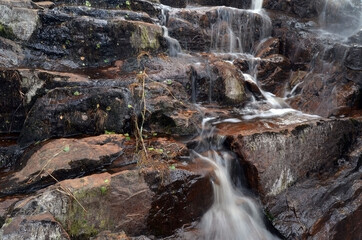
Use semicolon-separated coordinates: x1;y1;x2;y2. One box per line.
0;23;16;40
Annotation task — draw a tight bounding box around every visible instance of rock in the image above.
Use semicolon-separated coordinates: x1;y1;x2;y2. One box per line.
146;168;213;236
0;213;70;240
188;0;252;9
266;136;362;239
264;0;322;18
0;197;20;228
257;54;291;96
25;6;162;70
160;0;186;8
0;144;22;169
141;81;202;136
0;70;27;133
255;37;280;58
287;73;361;117
5;165;213;238
0;134;125;196
188;59;248;105
223;118;361;199
0;37;24;67
18;86;132;147
344;46;362;71
0;1;38;40
91;230;151;240
167;6;270;53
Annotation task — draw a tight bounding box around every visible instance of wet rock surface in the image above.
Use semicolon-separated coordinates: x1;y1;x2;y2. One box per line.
0;0;361;239
0;134;125;197
223;118;361;198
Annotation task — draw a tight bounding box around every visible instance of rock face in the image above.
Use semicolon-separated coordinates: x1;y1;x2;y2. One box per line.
219;117;362;239
0;134;125;196
18;87;132;147
224;118;361;198
0;0;361;239
0;213;71;240
266;134;362;240
1;166;213;239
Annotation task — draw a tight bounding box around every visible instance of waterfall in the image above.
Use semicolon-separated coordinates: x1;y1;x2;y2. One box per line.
160;7;182;56
251;0;263;11
318;0;362;36
211;7;271;53
195;118;279;240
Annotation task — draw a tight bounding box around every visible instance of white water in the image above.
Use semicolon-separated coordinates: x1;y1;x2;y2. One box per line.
251;0;263;11
195;118;278;240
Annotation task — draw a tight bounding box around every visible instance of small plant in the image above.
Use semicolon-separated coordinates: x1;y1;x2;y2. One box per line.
125;0;131;10
96;43;101;49
85;1;91;7
73;91;80;96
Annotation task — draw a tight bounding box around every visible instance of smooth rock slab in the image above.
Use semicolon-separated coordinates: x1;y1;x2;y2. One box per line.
0;134;125;196
222;118;361;199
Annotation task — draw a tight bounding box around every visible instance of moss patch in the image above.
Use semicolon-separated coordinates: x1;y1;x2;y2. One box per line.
130;24;161;52
65;182;112;239
0;23;16;40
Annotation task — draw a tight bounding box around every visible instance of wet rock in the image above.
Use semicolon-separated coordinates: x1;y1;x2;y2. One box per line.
146;168;213;236
26;7;162;70
18;86;132;147
0;70;27;133
188;0;252;9
224;118;361;199
167;6;269;53
166;14;211;52
266;136;362;239
344;46;362;71
0;197;20;228
91;230;151;240
264;0;322;18
5;165;212;238
0;144;23;169
0;134;125;196
188;59;247;105
160;0;186;8
140;81;202;136
287;73;361;117
255;37;280;58
0;37;24;67
0;213;70;240
348;30;362;45
257;54;291;96
0;1;38;40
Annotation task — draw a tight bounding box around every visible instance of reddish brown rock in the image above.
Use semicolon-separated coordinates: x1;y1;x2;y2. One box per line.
0;134;125;197
255;37;281;58
257;54;291;97
222;118;361;199
5;164;213;238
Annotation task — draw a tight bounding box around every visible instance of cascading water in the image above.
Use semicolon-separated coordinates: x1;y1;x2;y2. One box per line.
251;0;263;11
319;0;362;37
194;117;279;240
160;8;182;56
210;7;271;53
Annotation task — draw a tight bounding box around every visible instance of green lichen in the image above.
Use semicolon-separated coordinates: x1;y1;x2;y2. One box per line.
130;25;160;52
0;23;16;40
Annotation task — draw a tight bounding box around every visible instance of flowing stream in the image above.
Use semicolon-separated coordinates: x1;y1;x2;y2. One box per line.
193;117;279;240
159;0;317;239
